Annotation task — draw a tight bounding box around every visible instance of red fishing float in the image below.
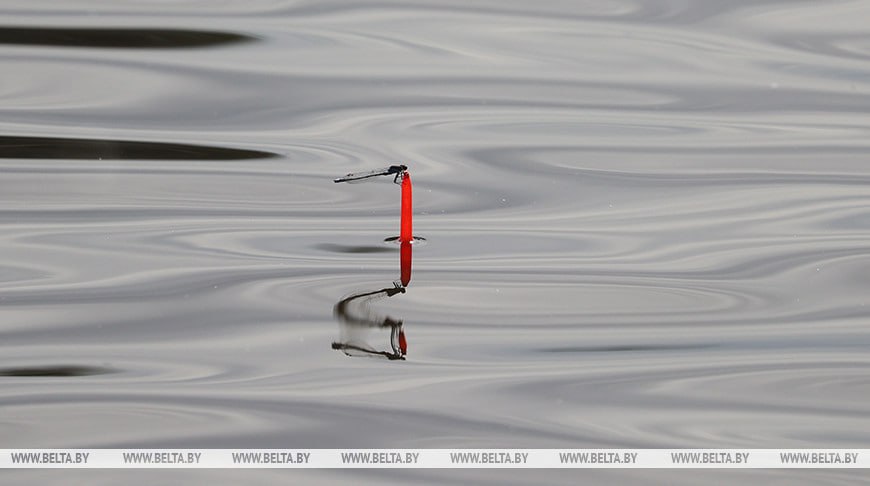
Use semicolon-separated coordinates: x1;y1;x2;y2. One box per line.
400;172;412;244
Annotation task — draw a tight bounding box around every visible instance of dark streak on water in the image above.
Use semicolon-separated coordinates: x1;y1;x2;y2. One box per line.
0;136;277;160
314;243;396;254
0;27;255;48
0;365;115;377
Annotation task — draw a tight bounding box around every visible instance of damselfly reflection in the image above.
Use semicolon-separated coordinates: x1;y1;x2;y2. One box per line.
332;282;408;360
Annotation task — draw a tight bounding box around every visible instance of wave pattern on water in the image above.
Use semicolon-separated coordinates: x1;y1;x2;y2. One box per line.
1;0;870;482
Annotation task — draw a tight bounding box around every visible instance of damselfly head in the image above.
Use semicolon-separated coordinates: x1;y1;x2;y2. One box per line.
393;165;408;183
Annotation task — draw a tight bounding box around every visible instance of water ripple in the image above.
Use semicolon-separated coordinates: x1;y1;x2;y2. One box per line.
2;1;870;480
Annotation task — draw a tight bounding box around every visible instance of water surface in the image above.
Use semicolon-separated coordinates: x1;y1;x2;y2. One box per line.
2;0;869;483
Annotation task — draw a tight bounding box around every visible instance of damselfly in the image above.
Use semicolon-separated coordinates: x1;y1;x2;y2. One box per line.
334;164;407;184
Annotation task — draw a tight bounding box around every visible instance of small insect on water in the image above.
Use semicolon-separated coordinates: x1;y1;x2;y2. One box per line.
333;164;407;184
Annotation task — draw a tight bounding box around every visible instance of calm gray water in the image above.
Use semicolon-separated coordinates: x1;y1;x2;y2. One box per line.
2;0;870;483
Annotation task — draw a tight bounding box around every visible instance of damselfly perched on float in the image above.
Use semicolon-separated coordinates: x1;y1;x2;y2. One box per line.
333;164;407;184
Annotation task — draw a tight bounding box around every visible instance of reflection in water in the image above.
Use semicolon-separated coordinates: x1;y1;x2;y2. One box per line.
332;283;407;360
400;241;412;287
0;27;255;48
0;136;276;160
332;234;414;360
